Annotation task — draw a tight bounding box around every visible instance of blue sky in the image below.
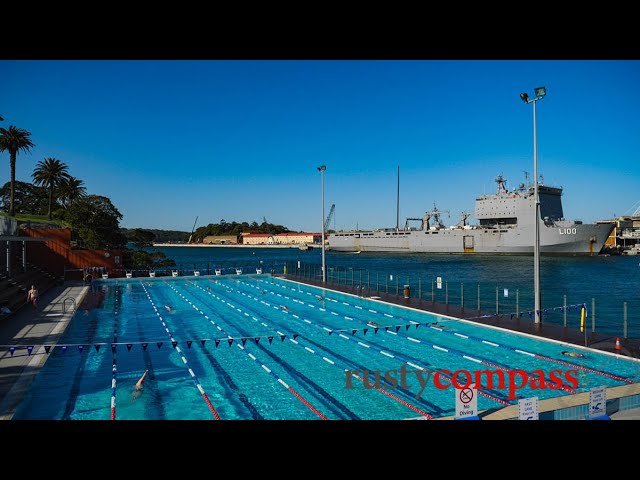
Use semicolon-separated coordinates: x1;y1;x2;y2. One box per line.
1;60;639;232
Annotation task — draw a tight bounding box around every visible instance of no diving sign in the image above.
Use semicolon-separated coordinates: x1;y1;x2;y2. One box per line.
589;386;608;419
455;385;478;420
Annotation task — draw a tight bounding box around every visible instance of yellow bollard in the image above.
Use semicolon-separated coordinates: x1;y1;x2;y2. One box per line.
284;264;287;275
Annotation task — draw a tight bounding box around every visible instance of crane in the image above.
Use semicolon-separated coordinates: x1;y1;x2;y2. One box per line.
324;204;335;232
187;216;198;244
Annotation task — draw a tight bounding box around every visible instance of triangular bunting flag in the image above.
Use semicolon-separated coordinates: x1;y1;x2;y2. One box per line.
293;334;299;340
536;310;541;317
126;343;132;351
415;324;420;329
187;341;193;349
156;342;163;349
215;339;220;348
395;326;401;332
241;338;247;346
227;338;234;346
94;344;101;352
78;345;84;354
268;336;274;344
254;337;260;344
171;341;178;348
200;340;206;347
9;346;16;356
280;334;286;342
510;314;515;320
406;324;411;330
142;343;148;351
385;326;390;331
44;345;51;354
363;328;368;336
328;330;333;335
27;345;34;355
374;328;379;334
351;330;357;336
111;343;117;353
528;311;533;319
61;346;68;353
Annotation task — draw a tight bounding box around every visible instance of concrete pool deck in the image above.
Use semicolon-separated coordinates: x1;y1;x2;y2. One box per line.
0;281;89;420
1;275;639;420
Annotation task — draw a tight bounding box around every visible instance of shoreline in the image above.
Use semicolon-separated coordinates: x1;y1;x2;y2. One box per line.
153;243;311;249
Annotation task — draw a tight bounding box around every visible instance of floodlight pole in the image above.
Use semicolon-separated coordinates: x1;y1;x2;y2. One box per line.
520;87;546;327
318;165;327;283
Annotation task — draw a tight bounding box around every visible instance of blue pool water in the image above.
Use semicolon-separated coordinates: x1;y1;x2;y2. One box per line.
12;274;640;420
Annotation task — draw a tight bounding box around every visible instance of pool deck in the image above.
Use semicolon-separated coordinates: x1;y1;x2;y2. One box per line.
0;281;89;420
1;274;639;420
284;273;640;360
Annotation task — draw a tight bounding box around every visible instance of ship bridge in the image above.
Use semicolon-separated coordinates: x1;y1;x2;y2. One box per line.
474;175;564;227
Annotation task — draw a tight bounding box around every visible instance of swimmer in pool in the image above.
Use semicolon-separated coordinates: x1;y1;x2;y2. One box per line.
165;305;173;312
132;369;149;400
561;351;585;358
281;305;289;312
316;295;324;301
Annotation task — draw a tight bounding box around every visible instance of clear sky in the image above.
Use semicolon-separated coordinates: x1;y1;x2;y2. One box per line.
1;60;639;232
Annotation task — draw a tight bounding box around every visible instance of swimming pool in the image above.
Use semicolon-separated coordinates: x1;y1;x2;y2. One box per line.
11;274;640;420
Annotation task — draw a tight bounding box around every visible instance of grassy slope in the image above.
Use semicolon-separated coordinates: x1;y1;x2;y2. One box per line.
0;212;71;228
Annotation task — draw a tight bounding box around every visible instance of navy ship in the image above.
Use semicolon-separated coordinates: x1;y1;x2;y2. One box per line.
328;175;614;255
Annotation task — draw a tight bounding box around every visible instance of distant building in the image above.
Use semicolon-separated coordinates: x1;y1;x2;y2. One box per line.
273;232;322;245
239;232;323;245
597;216;640;250
241;233;274;245
202;235;239;245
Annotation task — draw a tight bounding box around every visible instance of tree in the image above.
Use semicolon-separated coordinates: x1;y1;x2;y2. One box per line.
131;228;155;246
32;158;71;219
0;126;35;216
58;176;86;209
0;180;48;215
122;249;176;269
64;195;127;249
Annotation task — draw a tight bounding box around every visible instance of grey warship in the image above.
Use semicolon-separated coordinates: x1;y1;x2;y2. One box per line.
328;175;614;255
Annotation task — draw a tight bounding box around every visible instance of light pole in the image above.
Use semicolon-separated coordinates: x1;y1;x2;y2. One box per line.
519;86;546;326
317;165;327;283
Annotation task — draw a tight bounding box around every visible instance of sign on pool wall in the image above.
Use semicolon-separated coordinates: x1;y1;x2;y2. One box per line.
518;397;539;420
589;386;607;418
455;385;478;419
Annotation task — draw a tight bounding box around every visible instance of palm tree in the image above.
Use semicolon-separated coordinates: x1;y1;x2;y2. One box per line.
31;157;70;219
0;126;35;216
58;175;87;208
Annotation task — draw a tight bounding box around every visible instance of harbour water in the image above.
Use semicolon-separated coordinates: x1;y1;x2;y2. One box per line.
149;246;640;340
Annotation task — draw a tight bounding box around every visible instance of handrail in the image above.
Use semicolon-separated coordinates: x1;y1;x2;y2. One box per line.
62;296;76;314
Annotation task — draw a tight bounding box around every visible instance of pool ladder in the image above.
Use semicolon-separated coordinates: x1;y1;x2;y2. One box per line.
62;296;76;314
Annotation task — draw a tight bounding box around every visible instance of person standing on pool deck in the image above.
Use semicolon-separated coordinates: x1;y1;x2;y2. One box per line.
27;285;39;310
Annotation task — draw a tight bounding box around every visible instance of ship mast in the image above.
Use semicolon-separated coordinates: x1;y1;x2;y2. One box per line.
396;165;400;231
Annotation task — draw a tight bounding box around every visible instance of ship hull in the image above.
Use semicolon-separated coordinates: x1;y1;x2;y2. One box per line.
328;222;614;255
